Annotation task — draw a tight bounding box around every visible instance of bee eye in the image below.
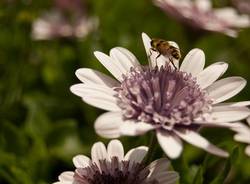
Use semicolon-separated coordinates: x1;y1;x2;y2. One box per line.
150;40;154;46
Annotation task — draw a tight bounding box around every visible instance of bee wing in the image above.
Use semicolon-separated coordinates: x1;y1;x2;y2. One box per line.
167;41;180;68
168;41;180;49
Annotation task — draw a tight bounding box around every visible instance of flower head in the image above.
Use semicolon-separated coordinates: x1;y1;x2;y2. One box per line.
232;0;250;14
54;140;179;184
153;0;250;37
70;33;250;159
32;0;98;40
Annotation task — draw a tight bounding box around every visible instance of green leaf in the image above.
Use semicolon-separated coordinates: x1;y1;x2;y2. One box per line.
193;166;204;184
209;147;239;184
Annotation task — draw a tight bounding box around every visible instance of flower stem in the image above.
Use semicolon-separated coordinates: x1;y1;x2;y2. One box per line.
144;132;158;164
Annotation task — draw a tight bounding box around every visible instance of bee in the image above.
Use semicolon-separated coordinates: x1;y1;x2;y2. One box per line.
150;38;181;68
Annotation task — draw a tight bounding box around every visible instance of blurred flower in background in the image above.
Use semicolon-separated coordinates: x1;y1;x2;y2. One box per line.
32;0;98;40
231;117;250;156
70;32;250;159
153;0;250;37
54;139;179;184
232;0;250;14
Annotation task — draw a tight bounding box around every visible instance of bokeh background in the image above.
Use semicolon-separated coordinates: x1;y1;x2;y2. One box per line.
0;0;250;183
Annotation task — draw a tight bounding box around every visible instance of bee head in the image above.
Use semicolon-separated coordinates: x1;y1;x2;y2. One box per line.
150;39;158;48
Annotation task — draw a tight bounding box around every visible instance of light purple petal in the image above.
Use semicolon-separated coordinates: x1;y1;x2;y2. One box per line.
91;142;108;166
180;48;205;77
75;68;119;87
107;139;124;161
156;130;183;159
94;112;123;138
174;129;229;157
208;106;250;123
124;146;148;163
73;155;91;168
206;77;246;104
196;62;228;89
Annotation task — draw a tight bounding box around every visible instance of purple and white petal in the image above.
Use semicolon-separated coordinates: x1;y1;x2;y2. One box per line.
208;106;250;123
124;146;148;163
120;121;156;136
70;84;120;111
195;0;212;11
110;47;141;72
91;142;108;166
58;171;74;182
156;131;183;159
180;48;205;76
75;68;119;87
107;139;124;161
147;158;170;177
73;155;91;168
94;51;124;81
214;101;250;107
150;171;179;184
206;77;247;104
94;112;123;138
174;129;229;157
196;62;228;89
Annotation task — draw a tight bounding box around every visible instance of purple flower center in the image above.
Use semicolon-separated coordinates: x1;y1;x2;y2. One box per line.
115;66;212;130
73;157;158;184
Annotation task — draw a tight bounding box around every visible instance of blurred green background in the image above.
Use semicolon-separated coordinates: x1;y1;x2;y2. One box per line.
0;0;250;183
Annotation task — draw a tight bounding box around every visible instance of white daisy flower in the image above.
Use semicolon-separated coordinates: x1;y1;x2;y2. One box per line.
153;0;250;37
70;32;250;159
230;117;250;156
32;0;98;40
54;139;179;184
232;0;250;14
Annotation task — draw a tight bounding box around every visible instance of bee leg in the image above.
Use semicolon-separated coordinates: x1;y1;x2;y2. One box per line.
155;53;161;67
169;57;177;70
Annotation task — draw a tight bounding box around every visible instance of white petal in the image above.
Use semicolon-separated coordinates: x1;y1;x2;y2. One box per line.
245;146;250;156
70;84;120;111
147;158;170;177
82;96;120;111
174;129;229;157
234;133;250;143
149;171;179;184
194;121;237;128
120;121;156;136
94;112;123;138
124;146;148;163
206;77;246;104
107;139;124;161
180;48;205;76
214;101;250;107
195;0;211;11
248;117;250;126
142;32;154;68
196;62;228;89
156;131;183;159
208;106;250;123
75;68;119;87
91;142;108;166
72;155;91;168
70;83;116;98
94;51;123;81
58;171;74;182
110;47;141;72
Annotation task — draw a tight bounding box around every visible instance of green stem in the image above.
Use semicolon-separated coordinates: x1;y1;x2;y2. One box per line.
143;132;158;164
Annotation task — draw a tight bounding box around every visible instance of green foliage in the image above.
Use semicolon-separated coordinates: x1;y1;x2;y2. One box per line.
0;0;250;183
